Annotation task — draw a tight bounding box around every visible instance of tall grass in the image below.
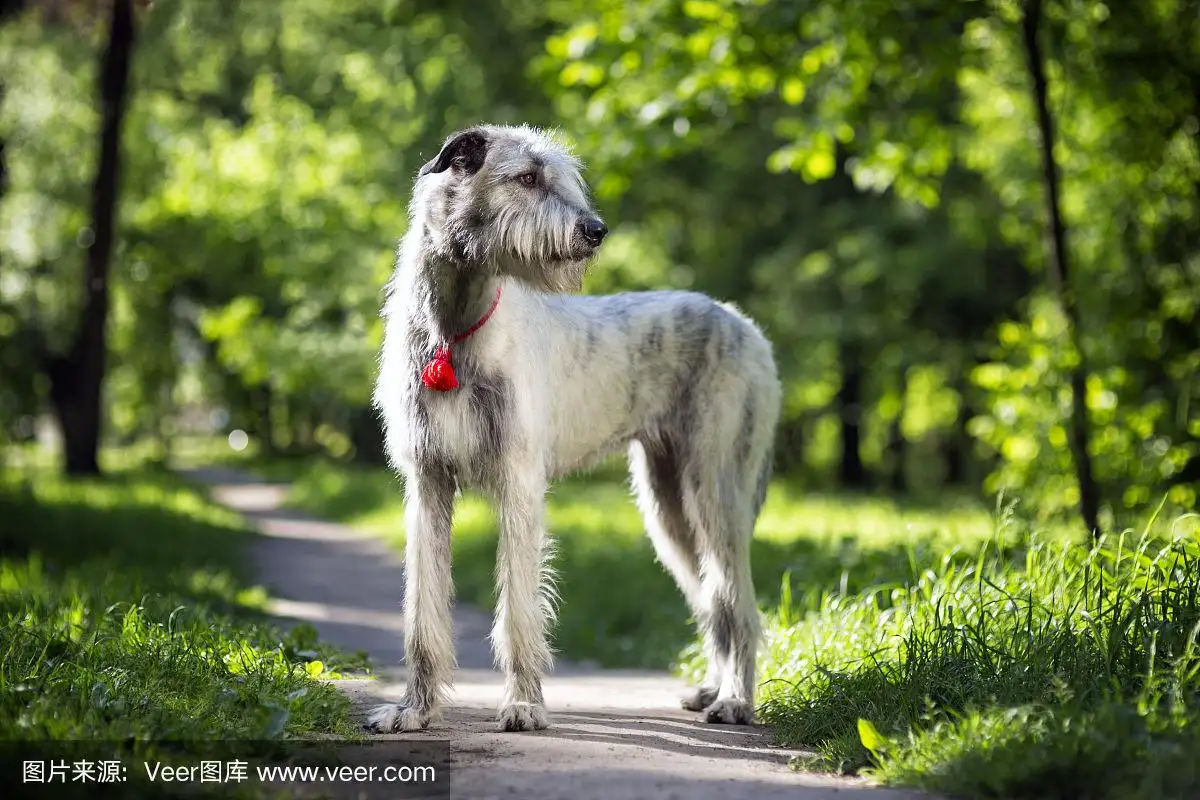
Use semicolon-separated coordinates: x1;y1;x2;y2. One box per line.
712;502;1200;798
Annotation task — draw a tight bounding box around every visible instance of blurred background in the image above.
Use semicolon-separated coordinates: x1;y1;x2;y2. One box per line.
4;4;1200;787
0;0;1197;527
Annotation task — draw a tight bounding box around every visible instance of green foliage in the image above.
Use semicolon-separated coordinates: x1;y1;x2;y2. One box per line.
736;512;1200;798
856;717;886;762
0;468;361;743
3;0;1195;522
537;0;1200;519
1;0;540;450
887;700;1200;798
973;296;1198;523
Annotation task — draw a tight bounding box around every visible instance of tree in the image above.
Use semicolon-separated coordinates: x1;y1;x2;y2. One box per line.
1019;0;1099;536
538;0;1199;522
45;0;135;475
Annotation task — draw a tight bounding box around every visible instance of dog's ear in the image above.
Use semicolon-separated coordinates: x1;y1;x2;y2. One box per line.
419;128;489;177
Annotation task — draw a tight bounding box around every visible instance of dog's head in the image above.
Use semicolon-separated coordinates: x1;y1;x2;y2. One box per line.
412;124;606;293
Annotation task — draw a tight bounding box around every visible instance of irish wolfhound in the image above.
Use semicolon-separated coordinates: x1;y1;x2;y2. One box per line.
367;124;781;733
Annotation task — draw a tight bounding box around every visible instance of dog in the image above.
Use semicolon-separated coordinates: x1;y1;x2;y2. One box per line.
367;124;781;733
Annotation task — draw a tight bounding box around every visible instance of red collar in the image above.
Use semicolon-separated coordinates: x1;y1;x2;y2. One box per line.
420;284;503;392
449;284;503;345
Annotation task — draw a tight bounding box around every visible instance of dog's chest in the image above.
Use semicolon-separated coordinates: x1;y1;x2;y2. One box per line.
376;304;514;472
423;390;482;462
409;360;511;483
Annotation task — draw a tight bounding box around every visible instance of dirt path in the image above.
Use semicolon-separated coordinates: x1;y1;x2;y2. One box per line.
186;467;924;800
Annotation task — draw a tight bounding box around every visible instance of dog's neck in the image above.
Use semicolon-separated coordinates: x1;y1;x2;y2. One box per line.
408;249;500;348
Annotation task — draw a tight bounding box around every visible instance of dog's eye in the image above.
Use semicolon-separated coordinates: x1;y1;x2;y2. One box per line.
516;172;538;187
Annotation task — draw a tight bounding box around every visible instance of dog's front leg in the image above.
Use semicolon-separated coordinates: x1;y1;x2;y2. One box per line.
491;474;553;732
366;465;456;733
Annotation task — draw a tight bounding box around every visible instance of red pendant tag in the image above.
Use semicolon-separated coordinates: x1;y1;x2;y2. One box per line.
421;346;459;392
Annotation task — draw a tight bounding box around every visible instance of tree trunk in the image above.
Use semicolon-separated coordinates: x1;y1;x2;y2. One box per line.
251;385;276;455
887;369;908;494
837;341;867;489
943;370;972;485
1021;0;1102;537
293;402;313;452
350;406;388;466
155;382;172;465
775;416;807;475
49;0;135;477
0;100;6;204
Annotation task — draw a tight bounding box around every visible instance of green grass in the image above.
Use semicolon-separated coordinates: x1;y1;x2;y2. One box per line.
257;454;1200;798
0;465;363;759
746;509;1200;791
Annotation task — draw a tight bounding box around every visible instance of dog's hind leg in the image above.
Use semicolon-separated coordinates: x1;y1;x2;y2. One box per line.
366;465;457;732
629;438;721;711
490;469;554;732
683;463;762;726
677;379;772;726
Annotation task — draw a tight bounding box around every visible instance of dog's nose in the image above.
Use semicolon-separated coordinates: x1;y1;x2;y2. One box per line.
579;218;608;246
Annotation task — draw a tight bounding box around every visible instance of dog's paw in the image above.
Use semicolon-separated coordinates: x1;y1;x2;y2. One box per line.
681;685;720;712
704;697;755;725
497;701;549;732
364;702;439;733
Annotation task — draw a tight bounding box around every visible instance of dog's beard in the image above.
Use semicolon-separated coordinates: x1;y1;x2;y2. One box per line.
499;255;589;294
